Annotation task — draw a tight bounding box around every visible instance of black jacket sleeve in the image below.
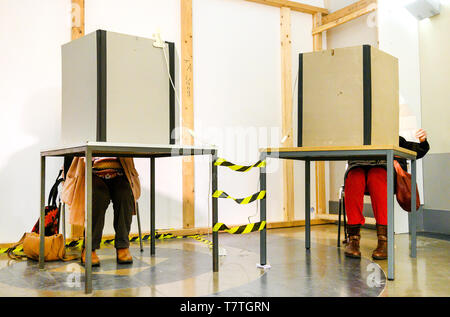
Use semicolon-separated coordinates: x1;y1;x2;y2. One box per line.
399;136;430;159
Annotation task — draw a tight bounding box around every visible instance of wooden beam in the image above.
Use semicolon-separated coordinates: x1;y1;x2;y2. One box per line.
312;1;377;35
280;7;295;222
71;0;85;240
312;12;323;51
71;0;85;40
180;0;195;229
312;12;327;215
317;213;376;225
322;0;377;24
246;0;328;15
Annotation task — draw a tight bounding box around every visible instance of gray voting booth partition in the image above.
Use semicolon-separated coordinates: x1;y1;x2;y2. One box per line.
62;30;176;145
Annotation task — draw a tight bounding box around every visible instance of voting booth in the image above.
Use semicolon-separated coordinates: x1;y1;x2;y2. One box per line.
298;45;399;147
61;30;176;145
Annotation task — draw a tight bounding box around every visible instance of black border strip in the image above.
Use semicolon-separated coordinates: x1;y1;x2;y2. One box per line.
166;41;176;145
96;30;107;142
298;53;303;147
363;45;372;145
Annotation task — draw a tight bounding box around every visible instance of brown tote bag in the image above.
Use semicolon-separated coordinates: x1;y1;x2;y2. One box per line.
394;160;420;212
7;233;77;262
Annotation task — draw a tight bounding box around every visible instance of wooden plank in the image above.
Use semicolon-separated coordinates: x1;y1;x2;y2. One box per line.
71;0;85;239
262;145;417;156
317;213;376;225
181;0;195;229
71;0;85;40
280;7;295;222
245;0;328;15
312;12;323;51
312;13;327;215
312;2;377;35
322;0;377;24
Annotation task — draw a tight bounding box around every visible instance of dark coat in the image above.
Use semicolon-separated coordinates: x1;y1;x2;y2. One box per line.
344;137;430;181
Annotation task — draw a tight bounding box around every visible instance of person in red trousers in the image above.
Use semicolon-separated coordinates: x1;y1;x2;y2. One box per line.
344;129;429;260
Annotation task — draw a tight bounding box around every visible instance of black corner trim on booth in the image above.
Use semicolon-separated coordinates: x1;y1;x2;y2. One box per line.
362;44;372;145
297;53;303;147
166;41;176;145
96;29;107;142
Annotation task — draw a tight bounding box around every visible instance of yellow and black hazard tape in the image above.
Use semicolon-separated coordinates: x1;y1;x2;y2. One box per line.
214;158;265;172
213;221;266;234
212;190;266;204
0;232;212;254
65;232;184;249
188;235;213;248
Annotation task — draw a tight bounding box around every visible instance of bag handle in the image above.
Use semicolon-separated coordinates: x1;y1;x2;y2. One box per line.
6;233;27;260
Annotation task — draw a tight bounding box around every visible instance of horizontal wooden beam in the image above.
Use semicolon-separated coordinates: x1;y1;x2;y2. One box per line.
322;0;377;24
312;1;377;35
317;213;376;225
246;0;328;15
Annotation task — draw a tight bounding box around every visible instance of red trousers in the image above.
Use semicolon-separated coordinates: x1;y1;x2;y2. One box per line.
344;167;387;225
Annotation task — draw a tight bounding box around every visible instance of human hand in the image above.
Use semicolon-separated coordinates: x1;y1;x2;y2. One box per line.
415;129;427;142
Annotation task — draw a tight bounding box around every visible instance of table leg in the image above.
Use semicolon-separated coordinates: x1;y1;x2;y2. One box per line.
150;157;156;256
259;153;267;266
305;160;311;249
85;150;93;293
39;155;46;270
410;159;417;258
61;203;66;245
136;203;144;252
387;151;395;280
212;153;219;272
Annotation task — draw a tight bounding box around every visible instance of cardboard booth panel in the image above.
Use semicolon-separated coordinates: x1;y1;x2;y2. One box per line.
62;30;175;145
298;45;399;147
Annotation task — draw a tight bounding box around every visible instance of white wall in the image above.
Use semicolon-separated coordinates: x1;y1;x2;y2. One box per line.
378;0;423;233
0;0;320;242
324;0;424;233
0;0;71;242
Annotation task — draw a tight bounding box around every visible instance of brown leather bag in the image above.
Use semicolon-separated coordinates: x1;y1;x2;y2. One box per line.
7;232;77;261
394;160;420;212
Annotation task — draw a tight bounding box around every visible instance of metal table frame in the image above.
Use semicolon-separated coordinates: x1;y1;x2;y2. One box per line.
258;146;418;280
40;142;219;294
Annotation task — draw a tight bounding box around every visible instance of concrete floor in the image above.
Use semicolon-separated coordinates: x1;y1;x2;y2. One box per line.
0;224;448;297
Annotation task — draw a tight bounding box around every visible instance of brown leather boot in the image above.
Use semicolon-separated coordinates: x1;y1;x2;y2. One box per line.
372;224;388;260
116;248;133;264
344;224;361;258
81;249;100;267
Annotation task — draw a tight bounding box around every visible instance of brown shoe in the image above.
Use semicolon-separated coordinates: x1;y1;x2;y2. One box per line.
116;248;133;264
372;224;388;260
81;249;100;267
344;224;361;258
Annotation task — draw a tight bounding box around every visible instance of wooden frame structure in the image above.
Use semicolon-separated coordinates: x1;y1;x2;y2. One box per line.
66;0;378;239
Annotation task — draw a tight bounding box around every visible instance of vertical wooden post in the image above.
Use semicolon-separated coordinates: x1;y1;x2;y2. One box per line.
312;12;327;214
71;0;85;239
71;0;85;40
181;0;195;229
280;7;295;222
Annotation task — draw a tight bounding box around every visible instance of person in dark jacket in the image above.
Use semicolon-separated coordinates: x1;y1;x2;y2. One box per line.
344;129;430;260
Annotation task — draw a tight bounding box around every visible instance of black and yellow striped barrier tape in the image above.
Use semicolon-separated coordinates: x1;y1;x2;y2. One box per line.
0;233;212;254
212;190;266;204
214;158;265;172
213;221;266;234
